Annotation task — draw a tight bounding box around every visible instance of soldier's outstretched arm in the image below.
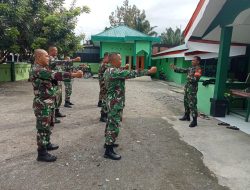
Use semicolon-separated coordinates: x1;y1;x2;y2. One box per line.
34;67;82;81
170;64;188;73
108;67;156;80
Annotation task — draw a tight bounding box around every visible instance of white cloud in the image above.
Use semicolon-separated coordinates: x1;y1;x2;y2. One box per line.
64;0;200;39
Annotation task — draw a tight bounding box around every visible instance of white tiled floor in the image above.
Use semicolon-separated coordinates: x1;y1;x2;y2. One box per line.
215;114;250;135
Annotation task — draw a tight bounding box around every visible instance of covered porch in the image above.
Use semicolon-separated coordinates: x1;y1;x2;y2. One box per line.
184;0;250;122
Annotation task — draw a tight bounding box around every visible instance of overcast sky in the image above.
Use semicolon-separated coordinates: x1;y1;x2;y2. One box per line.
64;0;200;39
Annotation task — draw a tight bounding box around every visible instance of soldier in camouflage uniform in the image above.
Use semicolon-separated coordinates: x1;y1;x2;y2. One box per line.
98;52;110;122
98;52;109;108
170;56;202;128
63;56;81;108
48;47;65;122
103;53;157;160
30;49;83;162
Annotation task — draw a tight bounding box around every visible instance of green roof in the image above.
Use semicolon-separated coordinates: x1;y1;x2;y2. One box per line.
91;25;160;42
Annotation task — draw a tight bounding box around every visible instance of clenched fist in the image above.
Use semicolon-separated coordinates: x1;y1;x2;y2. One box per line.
73;57;81;62
71;70;83;78
125;64;130;70
148;67;157;74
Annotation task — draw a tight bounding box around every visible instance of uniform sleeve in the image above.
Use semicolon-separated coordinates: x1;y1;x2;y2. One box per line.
174;67;188;73
187;68;202;83
35;68;71;82
109;69;148;80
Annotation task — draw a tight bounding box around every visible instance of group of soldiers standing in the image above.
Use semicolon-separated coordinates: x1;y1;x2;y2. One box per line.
30;47;201;162
30;47;83;162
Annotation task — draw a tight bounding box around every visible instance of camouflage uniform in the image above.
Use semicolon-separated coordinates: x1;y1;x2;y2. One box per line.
104;67;148;145
98;63;109;115
49;56;64;110
174;66;202;118
63;61;74;102
98;63;108;103
30;64;71;149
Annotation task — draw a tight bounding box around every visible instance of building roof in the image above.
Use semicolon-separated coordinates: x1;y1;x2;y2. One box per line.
184;0;250;44
91;25;160;43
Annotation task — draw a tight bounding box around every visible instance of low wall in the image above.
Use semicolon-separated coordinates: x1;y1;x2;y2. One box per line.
0;63;31;82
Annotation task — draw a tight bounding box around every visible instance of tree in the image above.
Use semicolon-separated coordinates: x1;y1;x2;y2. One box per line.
108;0;157;36
0;0;90;63
160;27;184;47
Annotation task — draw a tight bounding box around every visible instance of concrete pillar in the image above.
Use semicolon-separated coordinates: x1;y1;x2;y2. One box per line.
213;26;233;100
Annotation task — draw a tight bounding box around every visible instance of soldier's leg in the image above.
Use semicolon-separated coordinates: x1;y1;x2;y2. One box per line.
104;108;122;160
98;80;103;107
100;93;108;122
64;81;73;108
55;84;66;117
180;90;191;121
35;109;57;162
188;92;198;128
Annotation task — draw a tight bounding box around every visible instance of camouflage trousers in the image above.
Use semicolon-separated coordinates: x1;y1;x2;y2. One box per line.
184;86;198;118
34;108;54;149
99;80;106;102
55;84;62;109
64;80;72;102
105;108;123;145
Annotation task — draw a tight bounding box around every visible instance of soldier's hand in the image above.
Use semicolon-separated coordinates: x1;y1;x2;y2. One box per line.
170;64;176;70
73;57;81;62
148;67;157;74
76;70;83;78
125;64;129;70
71;70;83;78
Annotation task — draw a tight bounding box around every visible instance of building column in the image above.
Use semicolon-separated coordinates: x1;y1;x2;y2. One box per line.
133;42;137;69
148;42;152;68
100;42;103;58
213;26;233;99
211;26;233;117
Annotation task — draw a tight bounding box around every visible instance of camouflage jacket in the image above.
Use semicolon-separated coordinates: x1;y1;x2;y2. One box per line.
174;66;202;87
30;63;71;109
104;67;148;110
98;63;109;82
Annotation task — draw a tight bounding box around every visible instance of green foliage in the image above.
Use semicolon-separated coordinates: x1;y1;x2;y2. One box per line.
160;27;184;47
0;0;90;63
108;0;157;36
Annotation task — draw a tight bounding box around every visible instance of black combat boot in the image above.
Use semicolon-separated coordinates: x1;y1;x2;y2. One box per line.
179;113;190;121
104;143;119;148
104;145;121;160
47;143;59;151
55;118;61;124
97;100;102;107
37;148;57;162
189;117;198;128
55;109;66;117
100;113;107;122
64;101;72;108
69;101;74;105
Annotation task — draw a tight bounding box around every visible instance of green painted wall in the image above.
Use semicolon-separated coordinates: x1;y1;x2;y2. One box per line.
15;63;31;81
0;63;31;82
152;57;191;85
102;42;134;65
135;41;150;54
0;64;11;82
197;77;215;115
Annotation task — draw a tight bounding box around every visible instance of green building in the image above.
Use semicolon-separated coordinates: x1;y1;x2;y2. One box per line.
91;25;160;69
153;0;250;121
